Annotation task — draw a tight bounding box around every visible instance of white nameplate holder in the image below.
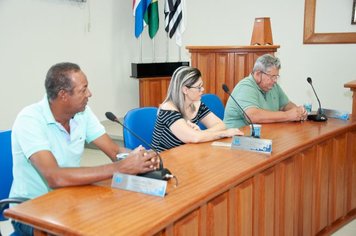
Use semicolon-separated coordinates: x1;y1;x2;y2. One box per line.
231;136;272;154
111;172;167;197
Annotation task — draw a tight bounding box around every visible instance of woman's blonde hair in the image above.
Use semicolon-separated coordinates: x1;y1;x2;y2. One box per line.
163;66;201;119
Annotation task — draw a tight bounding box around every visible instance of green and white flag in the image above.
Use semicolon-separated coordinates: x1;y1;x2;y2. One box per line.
144;0;159;39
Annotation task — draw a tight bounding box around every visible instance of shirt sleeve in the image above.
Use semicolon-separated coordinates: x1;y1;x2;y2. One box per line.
12;110;52;159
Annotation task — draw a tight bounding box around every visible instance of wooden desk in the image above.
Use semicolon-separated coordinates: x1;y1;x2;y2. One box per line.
5;119;356;235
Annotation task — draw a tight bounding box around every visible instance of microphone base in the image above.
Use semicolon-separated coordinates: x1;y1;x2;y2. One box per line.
307;114;328;122
138;168;172;181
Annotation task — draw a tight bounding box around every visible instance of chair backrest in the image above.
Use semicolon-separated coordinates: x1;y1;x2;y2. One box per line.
199;94;225;129
0;130;13;221
123;107;158;150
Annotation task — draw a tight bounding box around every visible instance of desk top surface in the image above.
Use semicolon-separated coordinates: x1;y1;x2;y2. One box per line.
5;119;355;236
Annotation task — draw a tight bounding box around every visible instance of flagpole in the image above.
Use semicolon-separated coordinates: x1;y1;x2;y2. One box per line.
178;45;181;62
166;33;169;62
139;36;143;63
152;38;155;62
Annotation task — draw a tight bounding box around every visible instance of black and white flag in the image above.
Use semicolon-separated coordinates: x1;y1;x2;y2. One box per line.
164;0;186;46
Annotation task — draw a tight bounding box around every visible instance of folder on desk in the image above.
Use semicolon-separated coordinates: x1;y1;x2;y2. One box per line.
322;108;350;120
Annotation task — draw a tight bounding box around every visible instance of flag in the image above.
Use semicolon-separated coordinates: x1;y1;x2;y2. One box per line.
164;0;186;46
133;0;152;38
144;0;159;39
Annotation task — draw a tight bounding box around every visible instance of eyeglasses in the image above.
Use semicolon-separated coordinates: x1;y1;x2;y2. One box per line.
261;71;280;81
187;85;204;92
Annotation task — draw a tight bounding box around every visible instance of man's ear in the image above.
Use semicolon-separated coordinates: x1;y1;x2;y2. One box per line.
58;90;67;101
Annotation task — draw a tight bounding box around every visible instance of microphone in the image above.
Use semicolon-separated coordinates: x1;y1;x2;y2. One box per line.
306;77;327;122
105;111;172;180
222;84;259;138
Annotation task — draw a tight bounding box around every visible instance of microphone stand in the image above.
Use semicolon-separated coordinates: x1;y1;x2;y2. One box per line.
306;77;327;122
222;84;259;138
105;112;173;181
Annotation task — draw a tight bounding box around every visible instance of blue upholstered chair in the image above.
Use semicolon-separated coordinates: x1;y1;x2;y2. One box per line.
199;93;225;129
0;130;27;236
123;107;158;150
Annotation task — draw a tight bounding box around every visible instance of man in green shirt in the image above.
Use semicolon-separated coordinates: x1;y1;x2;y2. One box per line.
224;54;307;128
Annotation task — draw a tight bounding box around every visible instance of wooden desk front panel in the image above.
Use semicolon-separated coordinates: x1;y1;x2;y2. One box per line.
164;128;356;236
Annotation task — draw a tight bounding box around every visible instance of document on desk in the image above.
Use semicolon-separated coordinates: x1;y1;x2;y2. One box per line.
231;136;272;154
111;172;167;197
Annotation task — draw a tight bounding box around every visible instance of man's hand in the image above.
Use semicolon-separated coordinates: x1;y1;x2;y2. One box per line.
287;106;308;121
116;146;160;175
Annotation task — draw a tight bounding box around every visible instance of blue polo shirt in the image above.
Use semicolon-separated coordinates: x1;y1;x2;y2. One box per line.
223;75;290;128
9;96;105;199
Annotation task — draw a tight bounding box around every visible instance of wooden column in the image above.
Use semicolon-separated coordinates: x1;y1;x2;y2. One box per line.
138;77;170;107
344;80;356;120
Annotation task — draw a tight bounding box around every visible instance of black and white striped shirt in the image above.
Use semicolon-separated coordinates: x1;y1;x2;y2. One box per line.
152;102;211;152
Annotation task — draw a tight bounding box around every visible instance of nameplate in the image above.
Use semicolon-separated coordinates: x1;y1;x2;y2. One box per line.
231;136;272;154
322;108;350;120
111;172;167;197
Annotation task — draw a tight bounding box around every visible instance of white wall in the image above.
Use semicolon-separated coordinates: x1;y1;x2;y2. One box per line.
0;0;355;130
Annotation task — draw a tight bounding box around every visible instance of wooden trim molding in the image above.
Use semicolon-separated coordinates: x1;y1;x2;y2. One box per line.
304;0;356;44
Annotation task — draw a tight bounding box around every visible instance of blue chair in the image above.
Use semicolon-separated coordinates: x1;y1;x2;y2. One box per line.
0;130;27;236
199;93;225;129
123;107;158;150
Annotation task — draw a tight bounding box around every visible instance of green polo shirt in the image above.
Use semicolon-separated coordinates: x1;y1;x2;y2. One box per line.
223;75;290;128
10;96;105;199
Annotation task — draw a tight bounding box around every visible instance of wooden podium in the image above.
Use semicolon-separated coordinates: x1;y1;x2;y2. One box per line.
186;45;280;105
137;46;279;107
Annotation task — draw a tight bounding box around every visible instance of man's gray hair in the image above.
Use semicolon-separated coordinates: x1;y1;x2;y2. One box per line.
252;54;281;73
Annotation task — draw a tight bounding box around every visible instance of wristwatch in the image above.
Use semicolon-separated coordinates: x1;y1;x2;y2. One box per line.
116;153;129;161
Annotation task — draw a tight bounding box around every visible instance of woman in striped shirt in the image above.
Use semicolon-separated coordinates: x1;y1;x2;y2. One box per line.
152;66;243;152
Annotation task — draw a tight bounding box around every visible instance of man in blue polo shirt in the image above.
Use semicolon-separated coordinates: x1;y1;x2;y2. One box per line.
224;54;307;128
10;62;159;236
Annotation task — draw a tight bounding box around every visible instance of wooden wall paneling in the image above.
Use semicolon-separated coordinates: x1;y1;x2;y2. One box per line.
206;192;229;236
233;53;248;87
228;188;237;236
235;179;253;236
347;130;356;212
215;53;234;104
253;167;276;236
194;53;216;96
329;134;348;222
199;204;207;236
274;157;296;236
173;210;200;236
312;140;332;234
298;147;315;236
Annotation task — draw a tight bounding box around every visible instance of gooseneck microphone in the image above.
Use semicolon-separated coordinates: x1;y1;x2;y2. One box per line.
306;77;327;122
105;111;172;180
222;84;259;138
